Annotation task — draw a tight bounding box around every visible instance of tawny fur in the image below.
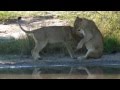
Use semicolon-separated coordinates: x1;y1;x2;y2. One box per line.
74;17;103;60
17;17;76;60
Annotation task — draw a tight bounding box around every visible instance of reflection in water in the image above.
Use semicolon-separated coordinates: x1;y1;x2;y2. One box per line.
0;74;120;79
0;65;120;79
31;67;120;79
0;67;120;79
0;66;119;79
68;67;95;79
32;67;92;79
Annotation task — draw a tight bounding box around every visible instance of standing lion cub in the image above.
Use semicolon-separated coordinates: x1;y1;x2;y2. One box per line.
74;17;104;60
17;17;75;60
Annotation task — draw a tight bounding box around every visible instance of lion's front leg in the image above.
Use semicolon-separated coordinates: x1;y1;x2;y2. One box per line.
75;39;85;52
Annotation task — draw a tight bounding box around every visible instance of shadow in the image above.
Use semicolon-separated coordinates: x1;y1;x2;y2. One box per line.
30;16;54;23
2;15;54;25
0;36;15;43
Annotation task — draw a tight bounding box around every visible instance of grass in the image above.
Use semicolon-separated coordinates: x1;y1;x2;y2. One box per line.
0;39;32;55
104;35;120;54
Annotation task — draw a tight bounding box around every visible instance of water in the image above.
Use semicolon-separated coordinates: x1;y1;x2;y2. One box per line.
0;54;120;79
0;74;120;79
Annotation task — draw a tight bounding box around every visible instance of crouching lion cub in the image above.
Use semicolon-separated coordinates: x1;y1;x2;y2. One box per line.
17;17;76;60
74;17;104;60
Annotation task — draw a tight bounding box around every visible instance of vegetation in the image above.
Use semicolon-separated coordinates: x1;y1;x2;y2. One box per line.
0;38;33;55
0;11;120;55
0;11;46;22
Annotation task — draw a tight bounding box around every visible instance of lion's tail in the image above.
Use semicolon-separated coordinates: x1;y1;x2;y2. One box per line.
17;17;32;33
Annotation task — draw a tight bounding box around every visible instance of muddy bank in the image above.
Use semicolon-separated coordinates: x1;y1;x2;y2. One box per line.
0;53;120;79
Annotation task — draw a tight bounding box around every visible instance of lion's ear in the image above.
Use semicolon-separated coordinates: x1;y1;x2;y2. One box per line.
18;17;22;20
76;16;79;19
76;16;82;22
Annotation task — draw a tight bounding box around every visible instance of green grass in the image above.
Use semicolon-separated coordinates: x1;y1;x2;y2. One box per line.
0;36;75;55
0;38;34;55
104;35;120;54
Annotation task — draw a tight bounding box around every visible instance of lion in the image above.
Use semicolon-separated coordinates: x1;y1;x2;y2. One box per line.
74;17;104;60
17;17;76;60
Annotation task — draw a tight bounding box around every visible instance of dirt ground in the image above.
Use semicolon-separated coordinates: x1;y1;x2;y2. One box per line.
0;15;69;39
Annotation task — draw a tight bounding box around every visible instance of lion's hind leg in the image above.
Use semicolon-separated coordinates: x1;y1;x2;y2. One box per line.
31;41;47;60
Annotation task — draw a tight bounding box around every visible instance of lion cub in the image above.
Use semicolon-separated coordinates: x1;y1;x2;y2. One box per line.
17;17;75;60
74;17;103;60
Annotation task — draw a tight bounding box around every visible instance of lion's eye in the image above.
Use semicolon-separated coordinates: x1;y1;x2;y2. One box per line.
77;29;80;31
77;28;81;31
